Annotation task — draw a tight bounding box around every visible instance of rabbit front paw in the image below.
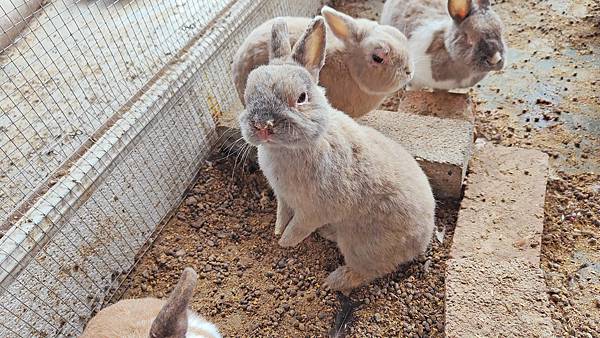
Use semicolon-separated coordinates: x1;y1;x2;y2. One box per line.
278;232;302;248
275;199;293;235
278;224;313;248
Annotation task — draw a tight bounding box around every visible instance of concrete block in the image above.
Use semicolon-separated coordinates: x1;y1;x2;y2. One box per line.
446;258;554;337
393;91;475;123
361;110;473;199
451;145;549;264
445;144;553;337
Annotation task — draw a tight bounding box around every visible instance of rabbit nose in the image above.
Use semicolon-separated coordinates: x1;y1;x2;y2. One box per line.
489;52;502;65
253;120;274;131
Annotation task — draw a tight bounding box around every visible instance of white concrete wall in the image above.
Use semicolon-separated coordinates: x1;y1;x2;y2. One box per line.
0;0;322;336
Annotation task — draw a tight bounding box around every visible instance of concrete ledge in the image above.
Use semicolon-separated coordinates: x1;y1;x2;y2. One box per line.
393;91;475;123
361;110;473;199
451;145;550;265
445;144;553;337
446;258;554;337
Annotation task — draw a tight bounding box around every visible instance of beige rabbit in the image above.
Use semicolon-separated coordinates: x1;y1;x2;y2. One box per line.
232;6;413;118
239;17;435;293
381;0;506;90
80;268;220;338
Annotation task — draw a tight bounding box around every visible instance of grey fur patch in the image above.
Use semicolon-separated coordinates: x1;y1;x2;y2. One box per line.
426;29;474;83
269;19;292;60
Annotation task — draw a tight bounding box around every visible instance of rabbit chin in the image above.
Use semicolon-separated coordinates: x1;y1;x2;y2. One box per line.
241;129;287;148
356;74;410;96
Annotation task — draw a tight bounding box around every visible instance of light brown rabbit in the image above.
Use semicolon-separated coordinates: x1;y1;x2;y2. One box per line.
381;0;506;90
239;17;435;294
232;6;413;118
80;268;220;338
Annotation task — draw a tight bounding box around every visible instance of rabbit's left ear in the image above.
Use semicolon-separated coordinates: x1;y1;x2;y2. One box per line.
269;19;292;61
292;16;327;81
149;268;197;338
476;0;490;9
321;6;357;43
448;0;472;24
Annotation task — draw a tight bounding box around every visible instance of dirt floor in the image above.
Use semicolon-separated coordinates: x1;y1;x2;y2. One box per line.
121;153;459;337
119;0;599;336
333;0;600;336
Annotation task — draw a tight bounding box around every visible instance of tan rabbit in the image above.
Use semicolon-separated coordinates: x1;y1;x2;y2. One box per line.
381;0;506;90
80;268;220;338
232;6;413;118
239;17;435;294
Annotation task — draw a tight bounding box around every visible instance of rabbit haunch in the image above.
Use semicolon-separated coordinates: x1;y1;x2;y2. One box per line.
381;0;506;90
239;17;435;293
232;6;413;118
80;268;220;338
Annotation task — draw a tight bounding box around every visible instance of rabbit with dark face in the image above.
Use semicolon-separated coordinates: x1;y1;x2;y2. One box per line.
80;268;220;338
381;0;506;90
232;6;413;118
239;18;435;293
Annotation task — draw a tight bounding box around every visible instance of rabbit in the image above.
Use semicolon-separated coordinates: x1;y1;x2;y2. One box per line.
80;268;220;338
380;0;506;90
232;6;413;118
238;17;435;294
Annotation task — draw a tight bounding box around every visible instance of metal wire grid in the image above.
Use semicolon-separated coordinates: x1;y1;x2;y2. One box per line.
0;0;234;225
0;0;322;336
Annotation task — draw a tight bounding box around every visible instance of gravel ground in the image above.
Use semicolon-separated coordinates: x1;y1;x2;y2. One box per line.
541;173;600;337
117;0;599;336
333;0;600;336
120;152;459;337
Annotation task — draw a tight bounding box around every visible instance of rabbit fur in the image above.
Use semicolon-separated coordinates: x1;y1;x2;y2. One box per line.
238;17;435;293
80;268;220;338
381;0;505;90
232;6;413;118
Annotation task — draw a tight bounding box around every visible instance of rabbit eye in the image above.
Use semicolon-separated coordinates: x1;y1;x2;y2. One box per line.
297;92;307;104
372;54;384;64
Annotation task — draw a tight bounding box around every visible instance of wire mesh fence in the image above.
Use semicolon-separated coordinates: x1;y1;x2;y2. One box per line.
0;0;322;336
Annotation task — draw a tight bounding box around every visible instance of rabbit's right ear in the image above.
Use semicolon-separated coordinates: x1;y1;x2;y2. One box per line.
269;19;292;61
291;16;326;81
149;268;197;338
321;6;357;42
448;0;472;23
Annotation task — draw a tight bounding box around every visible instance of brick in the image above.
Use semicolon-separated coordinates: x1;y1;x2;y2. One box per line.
451;144;549;264
360;110;473;199
393;91;475;123
446;258;554;337
445;144;553;337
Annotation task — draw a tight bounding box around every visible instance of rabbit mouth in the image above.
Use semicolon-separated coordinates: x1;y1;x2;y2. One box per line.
480;53;504;71
480;61;503;72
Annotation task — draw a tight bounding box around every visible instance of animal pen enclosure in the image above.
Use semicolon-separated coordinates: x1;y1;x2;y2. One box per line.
0;0;323;336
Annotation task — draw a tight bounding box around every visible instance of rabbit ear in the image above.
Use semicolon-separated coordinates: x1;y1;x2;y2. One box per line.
476;0;490;9
149;268;197;338
292;16;326;81
269;19;292;61
448;0;472;23
321;6;356;42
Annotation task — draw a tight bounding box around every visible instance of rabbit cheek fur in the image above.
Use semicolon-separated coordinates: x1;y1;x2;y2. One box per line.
381;0;505;90
240;18;435;293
